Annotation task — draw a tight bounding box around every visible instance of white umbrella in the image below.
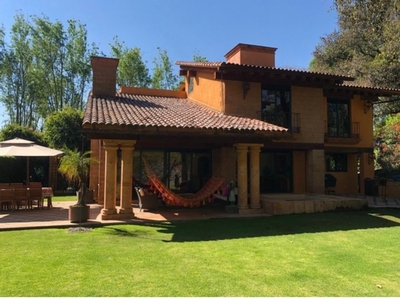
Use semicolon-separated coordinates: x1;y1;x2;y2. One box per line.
0;138;63;183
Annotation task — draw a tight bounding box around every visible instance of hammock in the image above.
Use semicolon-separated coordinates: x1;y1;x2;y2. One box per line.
142;157;226;207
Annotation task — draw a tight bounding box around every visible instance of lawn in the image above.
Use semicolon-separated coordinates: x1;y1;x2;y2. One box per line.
1;208;400;296
52;195;78;202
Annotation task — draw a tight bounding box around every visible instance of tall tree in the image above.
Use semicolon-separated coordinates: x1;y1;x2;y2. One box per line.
152;47;179;90
0;14;97;129
0;15;41;129
311;0;400;116
109;36;151;88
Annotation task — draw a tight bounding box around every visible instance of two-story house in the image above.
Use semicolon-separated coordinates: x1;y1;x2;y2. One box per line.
82;43;400;220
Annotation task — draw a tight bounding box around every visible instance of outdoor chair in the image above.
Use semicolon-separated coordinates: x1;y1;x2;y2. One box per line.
0;188;14;211
14;187;29;210
28;182;43;209
134;187;159;212
325;174;337;195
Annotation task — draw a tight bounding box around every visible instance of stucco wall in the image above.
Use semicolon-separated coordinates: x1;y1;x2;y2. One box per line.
187;71;223;111
291;86;325;143
223;81;261;118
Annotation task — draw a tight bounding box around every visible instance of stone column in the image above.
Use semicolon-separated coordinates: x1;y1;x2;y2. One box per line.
249;144;263;209
234;144;248;210
101;141;118;220
118;141;136;218
306;149;325;194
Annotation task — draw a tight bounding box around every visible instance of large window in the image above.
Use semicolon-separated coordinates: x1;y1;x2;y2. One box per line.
261;85;291;128
326;154;347;172
327;98;350;138
260;152;292;193
133;150;212;193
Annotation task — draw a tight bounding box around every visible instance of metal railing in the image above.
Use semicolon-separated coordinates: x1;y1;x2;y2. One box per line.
263;112;301;133
324;121;360;139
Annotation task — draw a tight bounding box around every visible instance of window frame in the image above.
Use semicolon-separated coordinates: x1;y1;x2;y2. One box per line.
327;98;350;138
325;153;348;172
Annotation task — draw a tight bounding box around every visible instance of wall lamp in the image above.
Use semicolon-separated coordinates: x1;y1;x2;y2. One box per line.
368;152;374;165
243;81;250;99
364;100;373;113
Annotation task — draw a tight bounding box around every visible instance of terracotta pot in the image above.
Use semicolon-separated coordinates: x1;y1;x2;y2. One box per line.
69;205;90;223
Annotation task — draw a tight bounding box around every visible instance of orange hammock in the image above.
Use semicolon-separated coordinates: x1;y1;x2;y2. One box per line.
143;157;226;207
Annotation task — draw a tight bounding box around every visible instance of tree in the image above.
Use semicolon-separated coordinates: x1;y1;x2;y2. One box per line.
311;0;400;177
43;106;87;151
311;0;400;116
0;123;44;145
58;148;98;223
0;14;98;128
110;36;151;88
152;47;179;90
374;114;400;175
0;15;41;129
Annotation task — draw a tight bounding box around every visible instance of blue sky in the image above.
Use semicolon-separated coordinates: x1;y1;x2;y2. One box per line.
0;0;338;124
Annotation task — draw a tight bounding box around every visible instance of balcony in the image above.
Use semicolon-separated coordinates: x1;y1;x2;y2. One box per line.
263;112;301;133
324;121;360;144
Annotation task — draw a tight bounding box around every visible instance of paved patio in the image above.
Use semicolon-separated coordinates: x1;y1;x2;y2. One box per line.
0;195;398;231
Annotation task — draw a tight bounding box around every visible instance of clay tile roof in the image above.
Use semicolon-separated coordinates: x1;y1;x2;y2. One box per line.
175;61;354;81
337;83;400;94
83;93;288;132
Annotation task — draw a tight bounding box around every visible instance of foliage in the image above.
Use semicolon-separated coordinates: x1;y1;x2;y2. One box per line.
109;36;151;88
0;13;98;129
0;123;44;144
152;47;180;90
311;0;400;116
374;113;400;174
1;209;400;296
43;106;87;151
58;148;96;190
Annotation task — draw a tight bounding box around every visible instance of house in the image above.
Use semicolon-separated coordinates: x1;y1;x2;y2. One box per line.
82;43;400;220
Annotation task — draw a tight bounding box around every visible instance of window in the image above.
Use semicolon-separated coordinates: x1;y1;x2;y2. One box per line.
261;85;290;128
326;154;347;172
188;77;194;94
327;99;350;137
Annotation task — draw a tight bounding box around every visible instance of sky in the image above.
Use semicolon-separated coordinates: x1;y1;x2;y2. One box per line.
0;0;338;124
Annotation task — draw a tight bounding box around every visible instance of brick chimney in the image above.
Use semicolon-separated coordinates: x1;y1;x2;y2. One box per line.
225;43;277;68
90;56;119;97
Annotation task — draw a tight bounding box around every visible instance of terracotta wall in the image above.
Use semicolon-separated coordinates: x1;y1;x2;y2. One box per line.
186;71;223;111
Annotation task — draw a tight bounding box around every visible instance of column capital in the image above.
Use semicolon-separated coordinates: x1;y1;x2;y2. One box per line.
116;140;137;150
248;143;264;151
234;144;249;151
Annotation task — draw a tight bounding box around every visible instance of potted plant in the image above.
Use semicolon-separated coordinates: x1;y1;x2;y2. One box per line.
58;148;97;223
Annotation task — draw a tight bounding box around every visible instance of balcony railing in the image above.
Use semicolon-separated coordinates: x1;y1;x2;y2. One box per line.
324;121;360;141
263;112;301;133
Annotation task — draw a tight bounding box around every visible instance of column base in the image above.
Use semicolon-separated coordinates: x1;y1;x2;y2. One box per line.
118;207;135;219
250;203;261;209
101;208;118;220
238;207;263;215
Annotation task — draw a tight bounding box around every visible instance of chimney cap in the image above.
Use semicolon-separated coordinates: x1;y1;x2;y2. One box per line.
224;43;277;61
90;56;119;66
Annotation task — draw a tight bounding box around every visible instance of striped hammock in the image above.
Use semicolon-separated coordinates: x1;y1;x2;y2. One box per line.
143;157;226;207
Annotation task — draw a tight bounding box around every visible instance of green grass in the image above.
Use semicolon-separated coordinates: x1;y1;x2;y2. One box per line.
1;208;400;296
52;195;78;202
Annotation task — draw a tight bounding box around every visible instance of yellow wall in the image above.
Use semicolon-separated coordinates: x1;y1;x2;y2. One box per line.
292;151;306;193
187;71;223;111
327;154;359;195
290;86;325;144
352;95;374;148
224;81;261;118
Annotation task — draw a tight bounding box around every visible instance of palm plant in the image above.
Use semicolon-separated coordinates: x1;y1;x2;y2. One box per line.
58;148;97;206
